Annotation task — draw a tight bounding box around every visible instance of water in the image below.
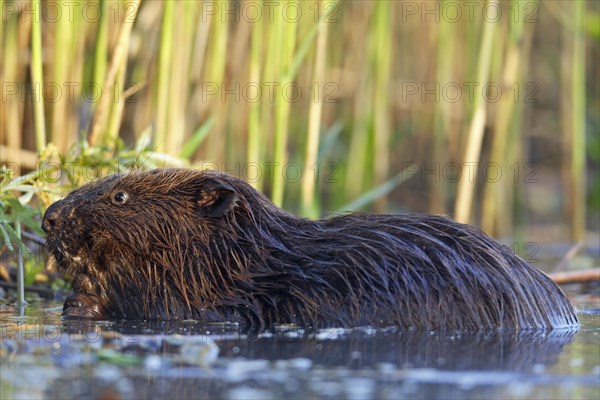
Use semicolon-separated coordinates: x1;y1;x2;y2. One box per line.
0;299;598;400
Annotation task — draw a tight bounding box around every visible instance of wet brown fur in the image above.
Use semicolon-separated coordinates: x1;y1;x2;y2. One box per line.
43;168;579;331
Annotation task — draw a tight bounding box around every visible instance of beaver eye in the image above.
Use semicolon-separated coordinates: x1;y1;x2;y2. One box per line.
112;191;129;205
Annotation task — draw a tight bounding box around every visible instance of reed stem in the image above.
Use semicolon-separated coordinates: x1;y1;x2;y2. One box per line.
301;0;329;218
30;0;46;152
455;0;499;223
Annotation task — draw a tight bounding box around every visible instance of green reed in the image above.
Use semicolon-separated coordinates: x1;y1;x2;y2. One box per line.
0;0;595;244
29;0;46;151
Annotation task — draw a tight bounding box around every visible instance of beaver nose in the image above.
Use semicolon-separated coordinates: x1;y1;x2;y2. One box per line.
42;203;61;234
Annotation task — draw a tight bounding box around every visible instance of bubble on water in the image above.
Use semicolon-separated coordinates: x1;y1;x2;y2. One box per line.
569;358;584;368
344;377;375;400
144;354;162;370
228;387;273;400
532;363;545;373
377;362;396;374
456;374;479;390
316;328;343;340
284;330;302;339
224;359;271;382
357;326;376;336
179;337;219;366
289;357;312;370
51;342;60;356
95;364;123;381
274;357;312;371
506;382;534;397
310;380;343;397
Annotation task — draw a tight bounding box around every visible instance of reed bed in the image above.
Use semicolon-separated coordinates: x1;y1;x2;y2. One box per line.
1;0;597;243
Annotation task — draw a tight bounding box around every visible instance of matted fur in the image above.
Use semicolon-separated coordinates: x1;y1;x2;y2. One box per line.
43;168;579;331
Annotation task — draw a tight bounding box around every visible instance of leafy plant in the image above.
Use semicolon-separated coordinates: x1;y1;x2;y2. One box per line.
0;136;188;298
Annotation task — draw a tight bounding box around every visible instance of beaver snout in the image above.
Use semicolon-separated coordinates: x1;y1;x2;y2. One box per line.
42;202;62;234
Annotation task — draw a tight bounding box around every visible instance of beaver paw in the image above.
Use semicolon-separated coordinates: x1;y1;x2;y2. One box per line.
62;293;106;319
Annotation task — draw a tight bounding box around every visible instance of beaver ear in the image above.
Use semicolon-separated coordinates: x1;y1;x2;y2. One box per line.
197;181;237;217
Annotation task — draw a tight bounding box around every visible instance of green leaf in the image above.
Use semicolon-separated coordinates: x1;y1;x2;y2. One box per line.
180;116;215;159
284;0;340;82
0;222;16;251
18;190;35;205
4;171;38;190
585;12;600;38
97;349;142;365
337;166;418;212
317;120;344;163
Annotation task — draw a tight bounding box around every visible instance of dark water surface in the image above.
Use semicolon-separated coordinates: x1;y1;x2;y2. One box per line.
0;299;598;400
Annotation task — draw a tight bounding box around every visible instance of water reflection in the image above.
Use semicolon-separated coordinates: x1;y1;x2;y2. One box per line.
220;327;579;371
31;318;580;371
0;301;597;400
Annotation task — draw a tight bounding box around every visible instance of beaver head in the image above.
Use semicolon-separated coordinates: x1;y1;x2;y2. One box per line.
43;169;281;323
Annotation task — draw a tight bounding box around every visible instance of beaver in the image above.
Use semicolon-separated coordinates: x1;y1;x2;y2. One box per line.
42;168;579;331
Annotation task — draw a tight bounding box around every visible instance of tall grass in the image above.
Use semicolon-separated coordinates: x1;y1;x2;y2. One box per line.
371;1;392;212
454;0;499;224
1;0;596;242
247;0;263;190
155;0;175;153
89;0;141;146
570;0;587;242
430;0;456;215
344;3;375;203
29;0;46;150
481;0;532;236
301;0;330;218
271;1;298;207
